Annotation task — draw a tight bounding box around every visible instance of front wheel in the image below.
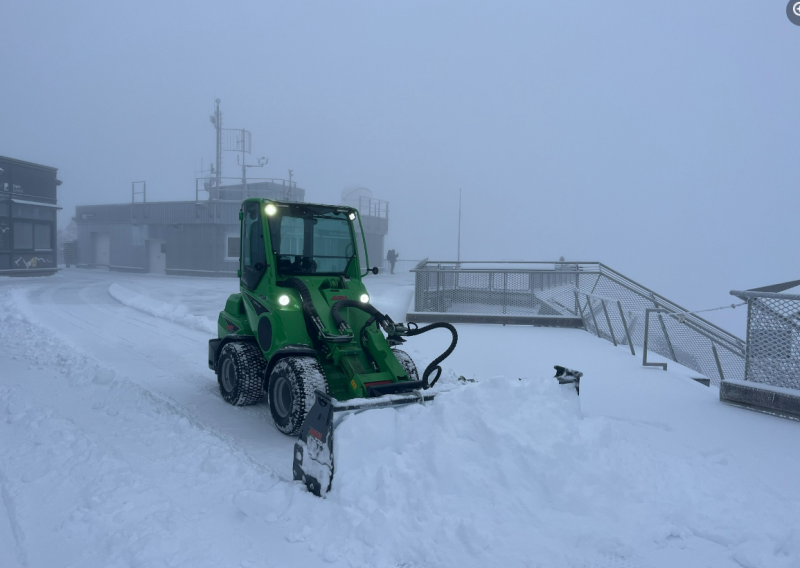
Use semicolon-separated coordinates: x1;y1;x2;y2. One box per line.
392;349;419;382
268;356;328;436
217;342;266;406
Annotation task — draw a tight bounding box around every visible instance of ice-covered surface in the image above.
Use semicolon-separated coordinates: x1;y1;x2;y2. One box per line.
1;269;799;568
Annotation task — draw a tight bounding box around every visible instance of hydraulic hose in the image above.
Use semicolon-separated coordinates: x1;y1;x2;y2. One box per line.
330;299;388;334
330;299;458;389
403;322;458;389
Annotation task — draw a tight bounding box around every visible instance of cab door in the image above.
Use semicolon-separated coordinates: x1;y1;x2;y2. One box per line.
240;202;267;290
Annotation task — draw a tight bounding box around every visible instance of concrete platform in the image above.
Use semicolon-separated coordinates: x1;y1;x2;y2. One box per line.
406;311;584;328
720;380;800;422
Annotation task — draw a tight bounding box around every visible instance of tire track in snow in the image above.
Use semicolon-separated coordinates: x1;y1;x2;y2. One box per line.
0;464;28;568
15;282;297;481
4;288;276;478
108;283;216;334
0;287;319;567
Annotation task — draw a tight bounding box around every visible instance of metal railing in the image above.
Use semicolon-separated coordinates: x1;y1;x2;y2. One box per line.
411;261;746;385
378;258;424;274
358;196;389;219
731;290;800;390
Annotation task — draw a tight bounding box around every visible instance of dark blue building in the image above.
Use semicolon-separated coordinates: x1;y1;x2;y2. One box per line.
0;156;62;276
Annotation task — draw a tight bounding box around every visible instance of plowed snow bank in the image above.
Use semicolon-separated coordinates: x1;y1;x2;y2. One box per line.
108;283;216;333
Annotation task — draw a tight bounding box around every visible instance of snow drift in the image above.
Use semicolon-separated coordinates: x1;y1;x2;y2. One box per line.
2;273;800;568
108;283;216;334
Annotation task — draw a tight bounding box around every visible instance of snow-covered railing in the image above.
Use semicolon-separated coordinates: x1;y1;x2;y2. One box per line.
730;289;800;390
410;260;746;385
719;289;800;420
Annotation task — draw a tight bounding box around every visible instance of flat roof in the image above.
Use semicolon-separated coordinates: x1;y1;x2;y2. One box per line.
0;155;58;172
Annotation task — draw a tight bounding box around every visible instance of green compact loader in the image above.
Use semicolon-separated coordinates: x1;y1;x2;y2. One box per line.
208;199;456;496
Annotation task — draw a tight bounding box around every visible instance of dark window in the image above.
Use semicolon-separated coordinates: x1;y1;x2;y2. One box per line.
0;221;9;250
160;243;166;254
0;202;9;217
14;222;33;250
12;204;56;221
226;235;240;259
34;224;51;250
240;203;266;290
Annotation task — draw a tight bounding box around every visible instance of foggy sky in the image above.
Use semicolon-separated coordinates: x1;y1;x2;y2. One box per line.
2;1;798;336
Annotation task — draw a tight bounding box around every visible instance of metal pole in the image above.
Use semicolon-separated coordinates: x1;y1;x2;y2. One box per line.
618;301;636;356
457;188;462;263
215;99;222;192
643;309;668;370
658;313;677;362
575;290;587;330
602;299;617;346
587;297;601;338
712;343;726;383
241;129;247;200
502;272;507;315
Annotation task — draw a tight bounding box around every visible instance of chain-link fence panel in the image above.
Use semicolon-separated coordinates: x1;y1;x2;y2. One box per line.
731;290;800;390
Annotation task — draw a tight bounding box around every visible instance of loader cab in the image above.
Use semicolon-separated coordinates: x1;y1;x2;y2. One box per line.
239;199;364;289
265;202;359;278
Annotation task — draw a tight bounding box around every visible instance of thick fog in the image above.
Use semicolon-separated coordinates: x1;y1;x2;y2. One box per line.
2;1;798;336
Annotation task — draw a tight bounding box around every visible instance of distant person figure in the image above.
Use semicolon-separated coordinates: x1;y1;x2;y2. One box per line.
387;249;399;274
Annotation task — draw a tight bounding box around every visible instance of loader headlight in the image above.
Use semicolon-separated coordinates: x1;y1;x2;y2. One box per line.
278;294;290;306
348;212;356;221
265;203;278;216
359;294;369;304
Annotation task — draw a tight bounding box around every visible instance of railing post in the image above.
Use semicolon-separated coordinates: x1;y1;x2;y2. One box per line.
618;300;635;356
643;308;668;370
712;343;725;383
503;272;508;314
436;269;441;313
587;297;601;338
658;313;677;362
602;299;617;346
575;290;587;329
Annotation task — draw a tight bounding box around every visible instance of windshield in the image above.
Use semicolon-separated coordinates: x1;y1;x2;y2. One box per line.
267;206;356;275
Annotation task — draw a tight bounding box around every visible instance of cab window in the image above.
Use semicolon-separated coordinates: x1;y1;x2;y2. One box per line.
240;203;267;289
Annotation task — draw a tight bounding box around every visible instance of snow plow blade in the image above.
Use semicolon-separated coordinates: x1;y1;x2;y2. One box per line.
293;388;435;497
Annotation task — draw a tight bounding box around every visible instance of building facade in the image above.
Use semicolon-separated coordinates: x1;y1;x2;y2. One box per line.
74;181;389;277
0;156;61;276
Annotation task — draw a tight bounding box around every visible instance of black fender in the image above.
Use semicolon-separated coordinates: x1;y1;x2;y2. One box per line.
208;335;258;373
264;345;319;388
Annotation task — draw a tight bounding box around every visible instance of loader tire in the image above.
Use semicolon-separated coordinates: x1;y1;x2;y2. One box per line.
392;349;419;382
268;356;328;436
217;342;266;406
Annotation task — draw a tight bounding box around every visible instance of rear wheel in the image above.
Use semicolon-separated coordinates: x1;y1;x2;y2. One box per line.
268;356;328;436
392;349;419;382
217;342;266;406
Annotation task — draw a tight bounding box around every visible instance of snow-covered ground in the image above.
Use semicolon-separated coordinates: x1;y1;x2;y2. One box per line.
1;269;799;568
